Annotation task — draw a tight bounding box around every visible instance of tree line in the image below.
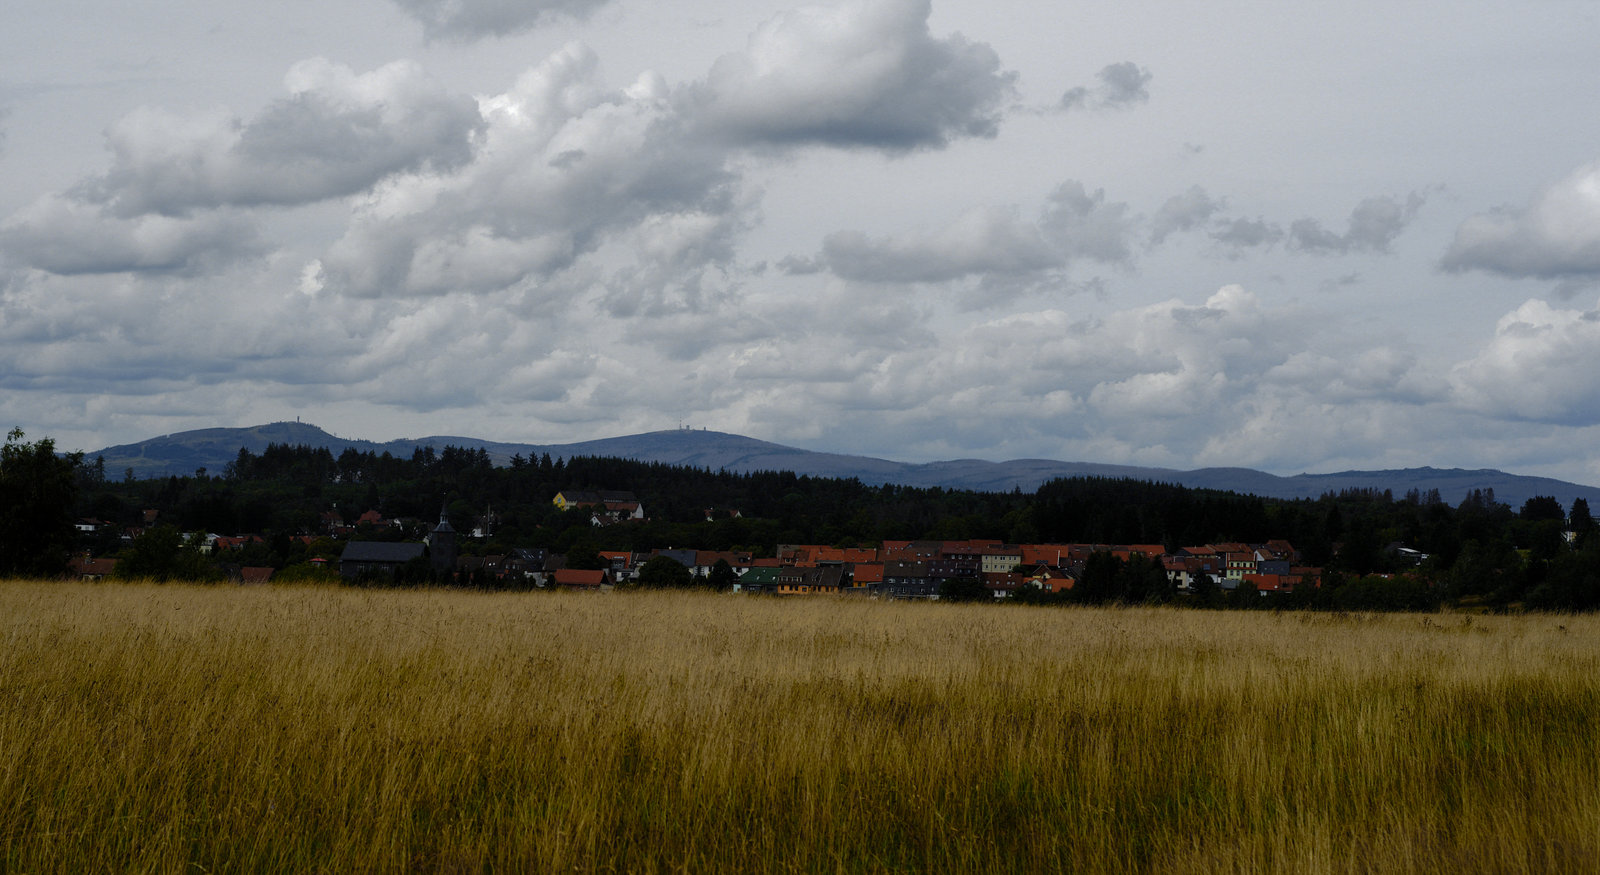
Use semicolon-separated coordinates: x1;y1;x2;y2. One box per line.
4;432;1597;610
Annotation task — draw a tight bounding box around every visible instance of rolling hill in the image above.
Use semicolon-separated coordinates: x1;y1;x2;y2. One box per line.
82;421;1600;509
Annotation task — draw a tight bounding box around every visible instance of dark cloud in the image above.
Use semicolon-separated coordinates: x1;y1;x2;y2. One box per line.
390;0;615;40
82;60;483;217
1442;161;1600;280
1061;61;1151;111
692;0;1016;151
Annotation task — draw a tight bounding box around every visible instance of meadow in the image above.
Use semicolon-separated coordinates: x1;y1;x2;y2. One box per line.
2;582;1597;873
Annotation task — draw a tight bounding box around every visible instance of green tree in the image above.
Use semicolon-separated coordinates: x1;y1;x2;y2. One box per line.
0;429;81;577
114;525;220;582
564;544;606;571
636;555;693;589
707;558;738;591
938;576;990;602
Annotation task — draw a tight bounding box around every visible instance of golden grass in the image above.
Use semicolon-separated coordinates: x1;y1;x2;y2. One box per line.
2;581;1598;873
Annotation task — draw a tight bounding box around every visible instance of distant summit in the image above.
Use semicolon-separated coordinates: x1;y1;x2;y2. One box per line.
83;421;1600;509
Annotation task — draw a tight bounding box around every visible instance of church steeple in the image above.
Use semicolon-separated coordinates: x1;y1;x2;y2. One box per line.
428;505;457;574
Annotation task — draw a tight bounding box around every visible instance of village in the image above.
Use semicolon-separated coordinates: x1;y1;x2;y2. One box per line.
67;487;1326;600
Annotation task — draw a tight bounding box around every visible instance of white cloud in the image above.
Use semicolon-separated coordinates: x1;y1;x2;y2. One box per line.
1442;160;1600;281
317;45;744;299
390;0;614;41
0;194;261;275
81;60;482;217
691;0;1016;151
1451;297;1600;425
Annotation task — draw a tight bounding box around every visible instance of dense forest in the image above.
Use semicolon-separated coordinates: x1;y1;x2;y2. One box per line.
10;434;1600;610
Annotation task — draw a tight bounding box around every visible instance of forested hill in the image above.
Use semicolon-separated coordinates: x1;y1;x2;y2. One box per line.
81;421;1600;508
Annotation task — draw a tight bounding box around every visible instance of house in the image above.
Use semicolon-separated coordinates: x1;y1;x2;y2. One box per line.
847;562;884;593
505;547;548;584
981;545;1023;574
882;561;937;599
239;566;274;585
339;542;426;578
982;572;1025;599
694;551;752;579
773;565;844;596
67;555;117;580
553;490;642;519
736;567;782;594
652;548;698;570
552;569;607;591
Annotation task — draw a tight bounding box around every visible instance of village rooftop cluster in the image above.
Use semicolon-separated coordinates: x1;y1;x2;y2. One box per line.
69;489;1327;599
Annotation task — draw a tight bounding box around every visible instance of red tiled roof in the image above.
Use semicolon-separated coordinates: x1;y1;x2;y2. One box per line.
553;569;606;587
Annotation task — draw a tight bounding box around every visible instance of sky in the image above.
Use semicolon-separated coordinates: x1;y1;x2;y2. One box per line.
4;0;1600;484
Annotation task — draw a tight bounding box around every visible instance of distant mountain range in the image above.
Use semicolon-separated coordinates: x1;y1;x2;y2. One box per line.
84;421;1600;509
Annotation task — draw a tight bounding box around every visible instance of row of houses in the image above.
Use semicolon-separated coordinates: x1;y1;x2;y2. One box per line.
331;538;1321;598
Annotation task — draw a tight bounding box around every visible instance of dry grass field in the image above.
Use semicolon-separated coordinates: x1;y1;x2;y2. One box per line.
2;581;1598;873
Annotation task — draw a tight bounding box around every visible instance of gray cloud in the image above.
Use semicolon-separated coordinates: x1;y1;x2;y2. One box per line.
819;206;1061;284
1061;61;1151;111
82;60;482;217
692;0;1016;151
391;0;614;41
800;182;1133;289
1150;185;1223;244
1442;160;1600;280
1209;217;1282;251
1038;181;1136;264
1289;193;1425;254
0;195;261;275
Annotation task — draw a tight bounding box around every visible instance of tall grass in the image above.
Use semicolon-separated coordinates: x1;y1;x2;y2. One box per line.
2;581;1597;873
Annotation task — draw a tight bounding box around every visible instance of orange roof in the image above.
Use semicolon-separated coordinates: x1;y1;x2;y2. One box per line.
553;569;606;587
850;563;884;584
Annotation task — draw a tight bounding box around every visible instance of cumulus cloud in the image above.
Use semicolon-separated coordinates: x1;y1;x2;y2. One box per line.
390;0;614;41
1442;160;1600;281
692;0;1016;151
314;45;743;299
1060;61;1151;111
1289;192;1425;254
1451;297;1600;425
80;60;482;217
0;194;261;275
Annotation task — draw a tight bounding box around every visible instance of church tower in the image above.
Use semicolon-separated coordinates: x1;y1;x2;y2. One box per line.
429;507;457;575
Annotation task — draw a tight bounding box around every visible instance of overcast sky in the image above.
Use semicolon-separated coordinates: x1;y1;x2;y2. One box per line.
4;0;1600;484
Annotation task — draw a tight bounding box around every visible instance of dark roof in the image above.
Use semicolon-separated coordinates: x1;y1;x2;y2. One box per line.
341;542;426;563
